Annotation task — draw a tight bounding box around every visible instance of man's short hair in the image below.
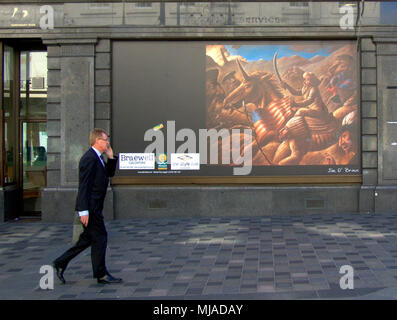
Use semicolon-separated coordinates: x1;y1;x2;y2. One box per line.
89;128;108;146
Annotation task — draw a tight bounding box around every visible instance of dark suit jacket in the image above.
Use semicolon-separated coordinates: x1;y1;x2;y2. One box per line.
75;148;118;216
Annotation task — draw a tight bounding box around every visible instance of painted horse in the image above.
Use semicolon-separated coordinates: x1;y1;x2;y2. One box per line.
222;59;294;149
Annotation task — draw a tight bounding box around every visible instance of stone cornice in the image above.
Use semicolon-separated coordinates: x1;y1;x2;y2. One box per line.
42;37;98;45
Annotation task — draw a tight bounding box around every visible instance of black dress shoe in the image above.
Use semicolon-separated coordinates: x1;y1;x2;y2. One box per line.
52;263;66;284
97;274;122;284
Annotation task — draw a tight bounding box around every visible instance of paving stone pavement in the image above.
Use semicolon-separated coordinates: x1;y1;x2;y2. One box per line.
1;212;397;300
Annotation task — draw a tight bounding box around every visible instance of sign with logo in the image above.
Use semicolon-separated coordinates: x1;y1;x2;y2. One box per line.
119;153;155;170
157;153;168;170
171;153;200;170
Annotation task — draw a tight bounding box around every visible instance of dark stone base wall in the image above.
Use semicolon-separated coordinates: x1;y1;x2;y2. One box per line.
42;187;114;223
113;185;361;219
374;186;397;213
39;185;397;221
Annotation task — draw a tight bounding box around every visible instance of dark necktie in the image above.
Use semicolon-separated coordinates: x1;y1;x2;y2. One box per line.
100;154;105;167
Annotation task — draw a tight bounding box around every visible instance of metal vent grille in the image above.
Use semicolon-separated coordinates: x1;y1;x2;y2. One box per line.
305;199;325;209
148;200;167;209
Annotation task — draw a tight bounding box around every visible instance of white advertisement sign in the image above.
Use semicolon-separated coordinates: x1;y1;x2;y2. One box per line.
119;153;155;170
171;153;200;170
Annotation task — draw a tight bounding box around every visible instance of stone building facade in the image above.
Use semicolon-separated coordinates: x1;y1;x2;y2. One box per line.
0;1;396;222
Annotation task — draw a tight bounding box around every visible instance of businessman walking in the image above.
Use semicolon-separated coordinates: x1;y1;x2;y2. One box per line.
52;128;122;284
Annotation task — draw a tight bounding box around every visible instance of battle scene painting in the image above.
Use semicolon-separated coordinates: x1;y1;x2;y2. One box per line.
206;42;359;168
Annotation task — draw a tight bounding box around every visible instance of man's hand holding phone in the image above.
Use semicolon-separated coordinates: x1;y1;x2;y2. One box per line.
105;144;114;159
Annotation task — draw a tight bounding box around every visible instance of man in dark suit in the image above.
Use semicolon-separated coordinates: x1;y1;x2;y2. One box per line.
52;128;122;284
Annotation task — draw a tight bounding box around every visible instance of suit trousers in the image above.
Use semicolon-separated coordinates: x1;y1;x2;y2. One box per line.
54;213;108;279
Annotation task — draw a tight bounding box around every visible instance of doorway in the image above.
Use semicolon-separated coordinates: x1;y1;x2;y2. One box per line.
21;121;47;216
1;42;47;220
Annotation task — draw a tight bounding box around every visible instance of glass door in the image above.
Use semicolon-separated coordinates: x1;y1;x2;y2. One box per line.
21;121;47;215
19;51;47;217
3;45;17;186
2;44;47;220
2;45;21;221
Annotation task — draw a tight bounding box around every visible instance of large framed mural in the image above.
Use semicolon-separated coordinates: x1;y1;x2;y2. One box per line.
112;41;360;183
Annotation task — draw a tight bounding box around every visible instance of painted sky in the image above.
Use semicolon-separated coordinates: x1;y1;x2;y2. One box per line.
380;2;397;24
225;44;333;62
